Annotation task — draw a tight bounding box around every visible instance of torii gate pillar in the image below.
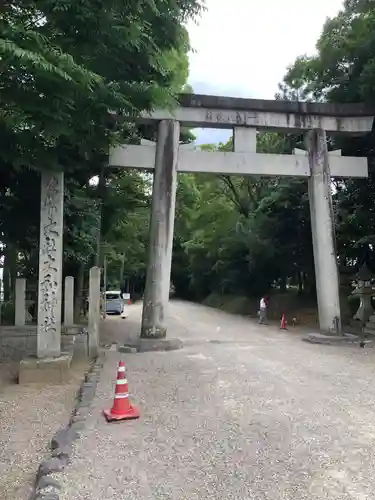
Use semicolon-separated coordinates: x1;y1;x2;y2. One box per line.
141;120;179;340
306;130;342;334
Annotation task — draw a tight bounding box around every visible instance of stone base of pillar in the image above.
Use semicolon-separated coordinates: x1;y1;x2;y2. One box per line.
138;338;183;352
118;337;183;353
140;325;167;339
18;352;72;385
303;332;371;346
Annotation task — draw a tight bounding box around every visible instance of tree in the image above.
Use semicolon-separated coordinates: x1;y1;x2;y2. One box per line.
0;0;204;308
279;0;375;275
171;131;315;300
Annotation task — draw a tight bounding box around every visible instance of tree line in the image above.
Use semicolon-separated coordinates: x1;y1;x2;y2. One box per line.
0;0;203;319
172;0;375;318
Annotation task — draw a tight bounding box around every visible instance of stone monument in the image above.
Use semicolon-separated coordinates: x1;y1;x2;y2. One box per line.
18;170;71;384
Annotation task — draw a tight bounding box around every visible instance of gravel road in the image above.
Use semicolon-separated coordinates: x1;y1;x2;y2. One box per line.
58;300;375;499
0;359;88;500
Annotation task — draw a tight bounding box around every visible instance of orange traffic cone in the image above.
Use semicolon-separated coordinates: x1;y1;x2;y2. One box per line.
103;361;140;422
280;313;287;330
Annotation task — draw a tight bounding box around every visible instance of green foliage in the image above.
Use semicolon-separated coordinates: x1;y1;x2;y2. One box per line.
0;0;203;303
101;170;151;287
278;0;375;274
169;0;374;310
169;0;375;306
171;133;314;300
7;0;375;321
203;293;256;315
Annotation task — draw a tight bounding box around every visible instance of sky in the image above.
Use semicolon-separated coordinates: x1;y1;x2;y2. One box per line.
186;0;344;144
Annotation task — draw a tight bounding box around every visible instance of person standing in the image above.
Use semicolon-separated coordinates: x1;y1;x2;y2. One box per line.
259;295;268;324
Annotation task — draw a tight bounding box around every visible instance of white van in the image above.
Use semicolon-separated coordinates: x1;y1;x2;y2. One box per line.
105;290;123;315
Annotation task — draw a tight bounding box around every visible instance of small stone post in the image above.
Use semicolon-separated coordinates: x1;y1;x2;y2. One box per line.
306;129;342;334
15;278;26;326
64;276;75;326
88;266;101;358
141;120;180;339
37;170;64;358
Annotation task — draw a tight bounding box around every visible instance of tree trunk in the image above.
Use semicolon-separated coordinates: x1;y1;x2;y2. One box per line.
304;271;316;298
95;168;106;267
119;252;126;285
297;271;303;295
280;275;287;292
3;254;10;301
74;262;85;322
3;244;17;301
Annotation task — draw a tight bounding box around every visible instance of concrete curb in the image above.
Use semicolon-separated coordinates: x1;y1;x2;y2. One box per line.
29;356;103;500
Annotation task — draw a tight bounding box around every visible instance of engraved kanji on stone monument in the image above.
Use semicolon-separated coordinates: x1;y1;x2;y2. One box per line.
37;171;64;358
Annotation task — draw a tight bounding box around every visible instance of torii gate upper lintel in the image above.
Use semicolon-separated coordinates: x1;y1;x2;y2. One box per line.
110;94;374;340
121;92;374;133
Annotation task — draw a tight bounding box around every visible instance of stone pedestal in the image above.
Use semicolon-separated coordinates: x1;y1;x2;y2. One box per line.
64;276;74;326
137;338;183;352
352;264;374;324
306;130;342;334
304;333;361;345
37;170;64;358
15;278;26;326
141;120;179;339
18;353;72;384
353;291;373;323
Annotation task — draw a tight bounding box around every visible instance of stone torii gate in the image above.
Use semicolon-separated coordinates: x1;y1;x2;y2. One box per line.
110;94;373;342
